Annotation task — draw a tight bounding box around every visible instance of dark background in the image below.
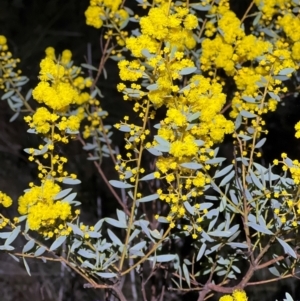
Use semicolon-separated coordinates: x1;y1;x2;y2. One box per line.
0;0;300;300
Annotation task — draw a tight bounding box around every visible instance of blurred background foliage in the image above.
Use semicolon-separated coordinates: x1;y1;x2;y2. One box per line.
1;0;300;300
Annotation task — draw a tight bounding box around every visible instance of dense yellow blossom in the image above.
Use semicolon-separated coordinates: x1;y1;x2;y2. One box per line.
0;191;13;208
18;180;72;233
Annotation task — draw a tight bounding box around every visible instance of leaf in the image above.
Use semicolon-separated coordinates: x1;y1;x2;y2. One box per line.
107;229;123;246
149;254;176;262
242;96;256;103
9;112;19;122
67;223;83;236
196;243;206;261
247;222;273;235
83;143;97;151
50;236;67;251
190;3;211;11
255;137;267;149
77;249;96;259
118;125;131;132
249;170;264;190
139;172;155;181
180;162;203;170
205;157;226;164
268;91;280;102
22;239;35;253
62;193;77;203
261;28;278;38
214;165;233;179
81;63;98;71
96;272;117;278
8;253;20;262
208;230;232;237
146;84;158;91
219;170;235;187
179;66;197;75
62;178;81;185
130;241;146;251
5;226;20;246
146;147;162;156
53;188;72;200
183;263;191;287
1;90;14;100
109;180;134;189
269;266;280;277
23;257;31;276
105;217;127;228
240;110;257;118
284;293;294;301
253;12;262;26
183;201;195;215
278;68;294;76
151;229;163;240
136;193;158;203
235;114;242;130
187;112;200;122
276;237;297;259
34;246;46;257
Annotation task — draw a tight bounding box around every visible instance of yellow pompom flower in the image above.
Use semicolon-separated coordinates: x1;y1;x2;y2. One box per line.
0;35;7;45
0;192;13;208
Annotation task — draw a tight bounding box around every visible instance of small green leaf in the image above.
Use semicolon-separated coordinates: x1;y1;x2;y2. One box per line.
149;254;176;262
183;201;194;215
34;246;46;257
136;193;158;203
214;165;233;179
50;236;67;251
255;137;267;149
241;96;256;103
105;217;127;228
276;237;297;258
219;170;235;187
180;162;203;170
62;178;81;185
1;90;15;100
81;63;98;71
278;68;294;76
240;110;257;118
248;222;273;235
5;226;20;246
196;243;206;261
183;263;191;287
139;172;155;181
206;157;226;164
96;272;117;278
67;223;83;236
107;229;123;246
77;249;96;259
23;257;31;276
62;192;77;203
179;66;197;75
146;84;158;91
109;180;134;189
22;239;35;253
53;188;72;201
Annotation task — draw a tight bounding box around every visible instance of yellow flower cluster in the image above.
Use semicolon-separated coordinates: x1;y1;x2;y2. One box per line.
0;191;13;208
254;0;294;23
85;0;129;47
18;179;72;237
116;2;234;230
0;35;22;92
219;290;248;301
126;3;197;58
